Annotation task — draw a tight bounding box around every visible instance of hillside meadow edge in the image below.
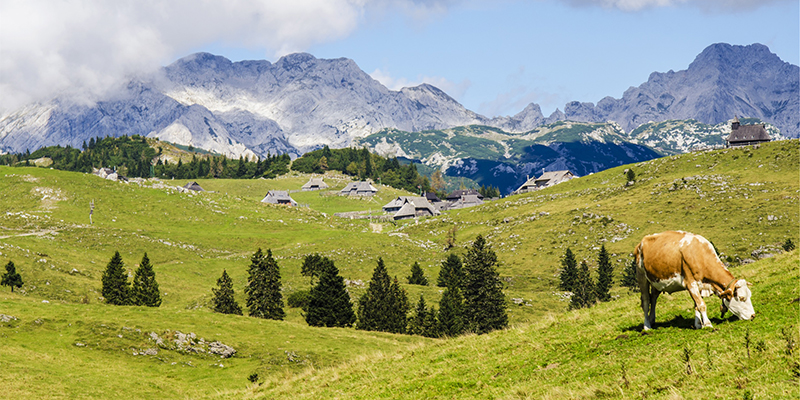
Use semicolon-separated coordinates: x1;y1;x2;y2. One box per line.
0;139;798;399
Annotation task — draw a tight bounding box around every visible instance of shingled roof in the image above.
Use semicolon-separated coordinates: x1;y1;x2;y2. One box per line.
726;118;771;147
301;177;329;191
261;190;297;206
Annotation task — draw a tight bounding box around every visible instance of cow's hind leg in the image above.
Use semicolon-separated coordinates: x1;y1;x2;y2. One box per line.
648;287;661;328
638;276;654;330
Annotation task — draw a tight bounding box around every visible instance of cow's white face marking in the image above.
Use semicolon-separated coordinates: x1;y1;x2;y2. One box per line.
650;273;685;293
723;280;755;320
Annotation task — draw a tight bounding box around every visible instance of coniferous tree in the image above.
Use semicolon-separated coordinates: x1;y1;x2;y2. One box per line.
304;256;355;327
595;245;614;302
356;258;409;334
437;285;465;337
301;253;325;285
407;262;428;286
131;253;161;307
212;270;243;315
101;251;130;305
408;294;431;336
245;248;267;317
559;248;578;292
570;260;596;310
386;276;410;333
437;253;463;288
621;257;639;292
262;249;285;320
1;261;23;292
462;235;508;334
245;248;285;320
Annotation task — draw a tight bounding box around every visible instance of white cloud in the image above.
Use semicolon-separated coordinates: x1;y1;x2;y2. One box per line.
0;0;373;112
370;68;470;100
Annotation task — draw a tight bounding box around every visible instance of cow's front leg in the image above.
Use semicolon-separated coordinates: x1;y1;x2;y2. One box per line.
689;283;713;329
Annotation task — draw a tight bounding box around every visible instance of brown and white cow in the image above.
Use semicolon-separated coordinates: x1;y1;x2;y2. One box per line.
634;231;755;330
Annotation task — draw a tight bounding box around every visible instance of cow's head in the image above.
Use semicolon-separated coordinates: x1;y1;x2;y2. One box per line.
721;279;755;320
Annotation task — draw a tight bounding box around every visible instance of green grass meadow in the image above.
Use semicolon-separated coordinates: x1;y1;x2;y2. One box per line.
0;140;797;398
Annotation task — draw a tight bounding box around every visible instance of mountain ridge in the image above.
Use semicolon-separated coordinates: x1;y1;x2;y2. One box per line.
0;43;795;159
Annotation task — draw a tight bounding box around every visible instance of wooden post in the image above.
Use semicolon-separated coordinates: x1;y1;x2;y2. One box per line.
90;200;94;224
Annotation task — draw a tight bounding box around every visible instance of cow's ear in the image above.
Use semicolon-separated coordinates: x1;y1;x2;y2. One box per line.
720;288;734;300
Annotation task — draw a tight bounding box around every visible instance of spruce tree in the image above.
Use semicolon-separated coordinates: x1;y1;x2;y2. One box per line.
301;253;325;285
408;295;438;337
1;261;23;293
570;260;596;310
212;270;243;315
595;245;614;302
462;235;508;334
559;248;578;292
131;253;161;307
408;294;430;336
356;258;409;334
621;257;639;292
387;276;410;333
304;256;355;327
262;249;285;320
437;285;465;337
101;251;130;305
407;262;428;286
245;248;285;320
437;253;463;288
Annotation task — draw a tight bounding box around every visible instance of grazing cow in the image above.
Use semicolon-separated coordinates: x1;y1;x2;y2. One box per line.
634;231;755;330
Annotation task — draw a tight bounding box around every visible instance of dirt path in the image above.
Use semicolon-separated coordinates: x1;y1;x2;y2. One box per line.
0;229;59;240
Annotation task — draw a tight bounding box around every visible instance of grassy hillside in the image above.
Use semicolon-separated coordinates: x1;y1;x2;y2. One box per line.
237;250;799;399
0;139;797;398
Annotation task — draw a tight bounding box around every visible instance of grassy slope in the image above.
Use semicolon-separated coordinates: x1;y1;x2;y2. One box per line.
0;140;797;398
240;251;799;399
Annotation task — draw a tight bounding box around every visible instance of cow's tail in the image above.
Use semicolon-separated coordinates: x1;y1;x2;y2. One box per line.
633;241;644;272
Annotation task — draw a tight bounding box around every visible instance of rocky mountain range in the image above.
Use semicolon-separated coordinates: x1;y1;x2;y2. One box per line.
0;43;796;160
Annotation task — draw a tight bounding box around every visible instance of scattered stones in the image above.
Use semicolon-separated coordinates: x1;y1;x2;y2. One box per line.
209;341;236;358
0;314;18;322
74;342;86;347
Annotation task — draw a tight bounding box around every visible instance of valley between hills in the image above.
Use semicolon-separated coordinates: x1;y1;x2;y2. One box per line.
0;140;798;399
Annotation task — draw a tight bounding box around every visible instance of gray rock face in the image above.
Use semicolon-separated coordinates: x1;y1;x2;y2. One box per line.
561;43;799;137
0;43;795;158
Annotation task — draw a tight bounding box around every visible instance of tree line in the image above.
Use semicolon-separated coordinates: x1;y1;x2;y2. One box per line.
0;135;290;180
559;244;627;310
290;145;432;194
211;235;509;337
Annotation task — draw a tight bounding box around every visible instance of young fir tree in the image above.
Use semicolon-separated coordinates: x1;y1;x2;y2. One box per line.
245;248;285;320
356;257;409;334
262;249;285;320
212;270;243;315
245;248;267;317
101;251;130;305
437;285;465;337
301;253;325;285
131;253;161;307
570;260;596;310
408;294;438;337
462;235;508;334
621;257;639;292
559;248;578;292
595;245;614;302
304;256;355;328
437;253;463;288
1;261;23;293
407;262;428;286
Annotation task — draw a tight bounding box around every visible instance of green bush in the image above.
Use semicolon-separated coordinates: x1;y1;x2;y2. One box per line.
286;290;310;309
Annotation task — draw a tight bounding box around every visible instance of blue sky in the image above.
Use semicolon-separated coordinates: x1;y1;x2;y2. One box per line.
2;0;798;116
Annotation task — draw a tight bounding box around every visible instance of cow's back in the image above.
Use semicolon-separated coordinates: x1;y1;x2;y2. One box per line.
636;231;689;282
